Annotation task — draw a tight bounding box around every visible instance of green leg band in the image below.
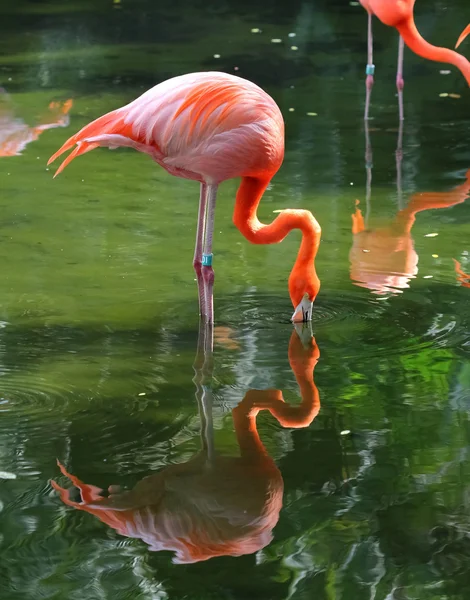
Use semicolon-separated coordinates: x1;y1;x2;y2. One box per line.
202;253;213;267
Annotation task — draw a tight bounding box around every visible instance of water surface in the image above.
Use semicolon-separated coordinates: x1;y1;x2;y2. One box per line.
1;1;470;599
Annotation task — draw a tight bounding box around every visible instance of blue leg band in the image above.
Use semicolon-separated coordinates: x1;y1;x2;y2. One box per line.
366;64;375;76
202;253;213;267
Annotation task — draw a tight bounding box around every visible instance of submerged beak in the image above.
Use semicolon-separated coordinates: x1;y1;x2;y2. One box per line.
293;321;314;348
291;293;313;323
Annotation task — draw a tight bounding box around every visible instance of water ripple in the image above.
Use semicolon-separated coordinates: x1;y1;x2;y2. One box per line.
221;288;470;358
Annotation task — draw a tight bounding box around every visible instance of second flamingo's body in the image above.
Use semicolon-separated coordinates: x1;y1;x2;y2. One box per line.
49;72;321;323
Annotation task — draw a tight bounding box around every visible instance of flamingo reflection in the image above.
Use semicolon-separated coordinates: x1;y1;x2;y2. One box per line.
0;90;72;157
52;322;320;564
350;121;470;294
453;258;470;288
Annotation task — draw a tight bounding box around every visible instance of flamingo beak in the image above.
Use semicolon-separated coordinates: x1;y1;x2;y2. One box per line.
291;293;313;323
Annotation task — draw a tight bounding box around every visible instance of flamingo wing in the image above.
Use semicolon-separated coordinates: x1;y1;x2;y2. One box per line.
48;72;284;183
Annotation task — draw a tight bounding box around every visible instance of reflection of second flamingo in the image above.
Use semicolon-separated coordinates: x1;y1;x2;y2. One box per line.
350;122;470;295
0;90;72;157
51;323;320;564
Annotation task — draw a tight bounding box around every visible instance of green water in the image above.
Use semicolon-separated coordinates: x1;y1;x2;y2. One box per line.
1;1;470;598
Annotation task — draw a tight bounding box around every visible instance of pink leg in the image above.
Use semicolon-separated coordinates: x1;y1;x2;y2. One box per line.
364;11;375;121
193;183;208;317
396;118;404;209
396;35;405;121
201;184;218;323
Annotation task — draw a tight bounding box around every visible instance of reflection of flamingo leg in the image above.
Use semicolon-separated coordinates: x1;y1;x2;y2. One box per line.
396;35;405;122
364;119;372;226
396;118;404;210
193;320;215;464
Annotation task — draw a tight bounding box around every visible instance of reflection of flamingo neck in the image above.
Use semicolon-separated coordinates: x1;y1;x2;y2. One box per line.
395;172;470;234
233;330;320;460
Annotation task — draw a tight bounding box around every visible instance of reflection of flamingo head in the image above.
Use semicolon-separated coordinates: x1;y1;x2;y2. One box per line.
349;228;418;295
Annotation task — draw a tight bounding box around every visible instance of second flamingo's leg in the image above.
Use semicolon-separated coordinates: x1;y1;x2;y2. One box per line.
201;184;218;323
193;183;208;317
364;11;375;121
397;35;405;121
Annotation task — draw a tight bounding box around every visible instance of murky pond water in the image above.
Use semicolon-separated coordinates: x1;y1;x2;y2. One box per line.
1;1;470;598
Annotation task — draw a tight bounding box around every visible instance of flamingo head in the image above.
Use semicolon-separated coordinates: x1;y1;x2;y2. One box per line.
289;272;320;323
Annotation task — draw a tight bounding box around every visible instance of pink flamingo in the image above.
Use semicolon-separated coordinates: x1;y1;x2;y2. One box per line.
359;0;470;121
0;91;72;157
51;323;320;564
48;72;321;324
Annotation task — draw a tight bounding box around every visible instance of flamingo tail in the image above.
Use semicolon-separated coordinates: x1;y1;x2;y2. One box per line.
47;109;137;177
456;24;470;49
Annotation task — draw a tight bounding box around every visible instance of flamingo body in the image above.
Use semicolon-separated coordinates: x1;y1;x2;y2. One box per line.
49;72;321;323
49;72;284;183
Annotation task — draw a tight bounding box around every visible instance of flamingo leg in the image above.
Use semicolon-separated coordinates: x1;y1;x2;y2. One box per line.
193;183;208;317
397;35;405;122
364;11;375;120
201;184;218;324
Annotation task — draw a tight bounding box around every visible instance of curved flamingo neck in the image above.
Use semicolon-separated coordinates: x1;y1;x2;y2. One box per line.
233;176;321;307
397;17;470;85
